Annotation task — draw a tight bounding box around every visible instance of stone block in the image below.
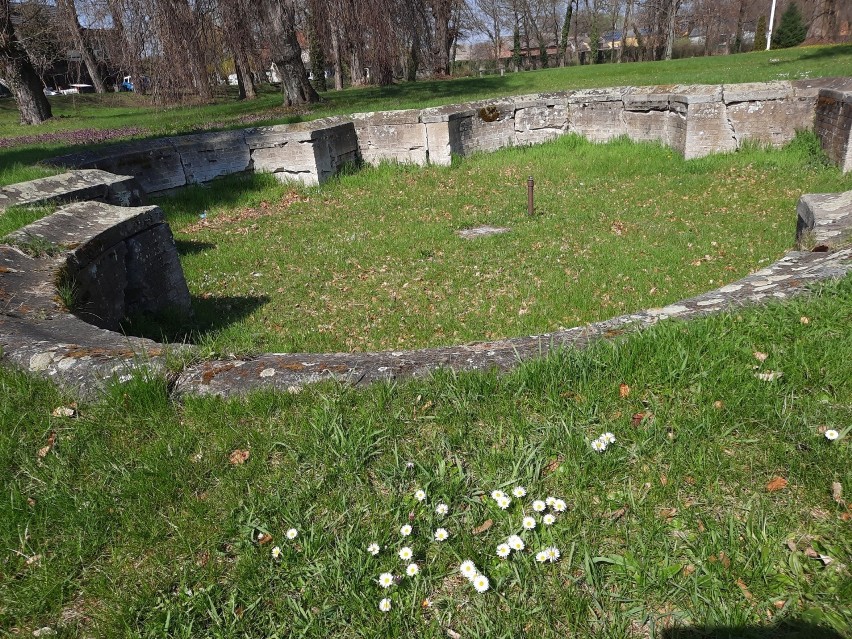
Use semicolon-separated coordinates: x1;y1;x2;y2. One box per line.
568;90;627;142
170;130;251;185
727;98;813;148
515;104;569;145
0;170;143;211
723;81;792;103
814;89;852;173
425;121;455;166
352;110;428;165
797;190;852;249
676;99;736;159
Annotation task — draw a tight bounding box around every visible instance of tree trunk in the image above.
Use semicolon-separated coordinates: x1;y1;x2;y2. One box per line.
235;53;256;100
734;0;746;52
330;25;343;90
807;0;838;42
664;0;677;60
266;0;319;104
56;0;106;93
0;0;53;124
429;0;454;75
617;0;633;63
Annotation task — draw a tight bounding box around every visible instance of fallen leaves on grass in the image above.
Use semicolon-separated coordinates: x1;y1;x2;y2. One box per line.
755;370;784;382
51;403;78;418
542;456;563;476
753;351;769;362
831;482;843;504
766;476;788;492
229;449;250;465
606;506;629;521
804;547;833;566
736;578;753;601
472;519;493;535
37;431;57;459
619;383;630;398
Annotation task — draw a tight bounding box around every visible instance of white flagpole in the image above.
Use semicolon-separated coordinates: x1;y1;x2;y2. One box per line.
766;0;777;50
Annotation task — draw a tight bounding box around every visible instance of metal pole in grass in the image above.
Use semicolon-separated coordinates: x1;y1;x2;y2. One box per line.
527;176;535;216
766;0;777;50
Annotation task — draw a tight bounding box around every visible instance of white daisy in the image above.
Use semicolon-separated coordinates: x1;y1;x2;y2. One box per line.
532;500;546;512
601;432;616;444
434;528;449;542
286;528;298;540
591;439;607;452
507;534;525;551
472;574;490;593
490;490;505;501
271;546;282;559
435;503;449;515
522;516;536;530
497;495;512;510
825;429;840;441
414;489;427;502
459;560;477;580
400;524;412;537
379;597;392;612
496;543;511;559
546;546;561;562
535;550;548;563
367;543;380;556
545;496;556;507
543;513;556;526
553;499;567;513
399;546;413;561
512;486;527;498
406;563;419;577
378;572;394;588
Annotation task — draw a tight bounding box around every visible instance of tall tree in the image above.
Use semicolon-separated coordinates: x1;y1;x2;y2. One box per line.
55;0;106;93
558;0;573;66
428;0;458;75
617;0;633;63
308;12;327;91
754;14;767;50
0;0;52;124
664;0;682;60
264;0;319;104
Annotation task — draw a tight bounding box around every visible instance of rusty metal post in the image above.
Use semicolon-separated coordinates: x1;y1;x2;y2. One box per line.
527;175;535;216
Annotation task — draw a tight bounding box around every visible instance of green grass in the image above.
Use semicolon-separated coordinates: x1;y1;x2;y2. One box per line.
0;203;57;238
145;131;852;354
2;273;850;637
2;44;852;187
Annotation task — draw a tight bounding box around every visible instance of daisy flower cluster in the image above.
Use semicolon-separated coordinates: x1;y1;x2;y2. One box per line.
591;432;616;452
370;488;454;612
270;527;299;559
492;487;564;565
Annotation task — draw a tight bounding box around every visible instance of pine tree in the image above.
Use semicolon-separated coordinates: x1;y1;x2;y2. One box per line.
512;24;522;71
754;15;767;51
772;2;807;49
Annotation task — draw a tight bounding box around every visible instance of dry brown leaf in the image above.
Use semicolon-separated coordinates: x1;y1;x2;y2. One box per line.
831;482;843;504
683;476;696;486
753;351;769;362
736;578;753;601
37;431;57;459
631;412;645;427
256;533;273;545
800;316;810;325
719;551;731;569
619;383;631;398
472;519;493;535
543;456;563;476
713;400;724;410
229;449;250;465
766;476;787;492
810;508;829;521
841;508;852;522
27;497;36;507
26;554;42;566
774;600;786;610
658;507;678;521
682;564;696;577
51;404;77;418
446;630;461;639
606;506;629;521
660;474;668;486
786;540;797;553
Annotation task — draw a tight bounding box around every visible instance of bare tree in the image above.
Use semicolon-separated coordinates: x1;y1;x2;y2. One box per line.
264;0;319;104
1;0;53;124
55;0;106;92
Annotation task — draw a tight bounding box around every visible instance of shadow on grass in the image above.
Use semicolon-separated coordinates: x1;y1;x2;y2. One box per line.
120;294;269;344
661;621;845;639
174;239;216;256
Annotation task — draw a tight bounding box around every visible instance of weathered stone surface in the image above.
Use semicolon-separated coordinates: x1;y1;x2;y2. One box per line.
515;104;569;145
248;119;359;185
568;88;627;142
0;170;143;211
723;81;792;104
727;99;812;147
678;100;737;160
6;201;191;331
797;190;852;249
352;110;428;165
424;121;456;166
814;88;852;173
455;101;517;155
171;130;251;185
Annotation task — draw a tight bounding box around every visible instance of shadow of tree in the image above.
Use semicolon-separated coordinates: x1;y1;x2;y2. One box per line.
174;239;216;256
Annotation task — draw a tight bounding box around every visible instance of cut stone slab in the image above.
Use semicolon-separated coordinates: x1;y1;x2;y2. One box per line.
0;170;143;211
797;190;852;250
457;225;511;239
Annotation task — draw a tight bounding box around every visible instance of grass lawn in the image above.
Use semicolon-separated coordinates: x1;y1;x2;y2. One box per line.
140;132;852;355
2;44;852;187
1;273;850;637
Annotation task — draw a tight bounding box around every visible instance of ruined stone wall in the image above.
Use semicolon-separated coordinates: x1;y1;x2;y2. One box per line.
815;88;852;173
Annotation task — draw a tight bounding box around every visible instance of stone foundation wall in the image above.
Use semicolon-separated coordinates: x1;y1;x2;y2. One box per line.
44;79;852;193
814;88;852;173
